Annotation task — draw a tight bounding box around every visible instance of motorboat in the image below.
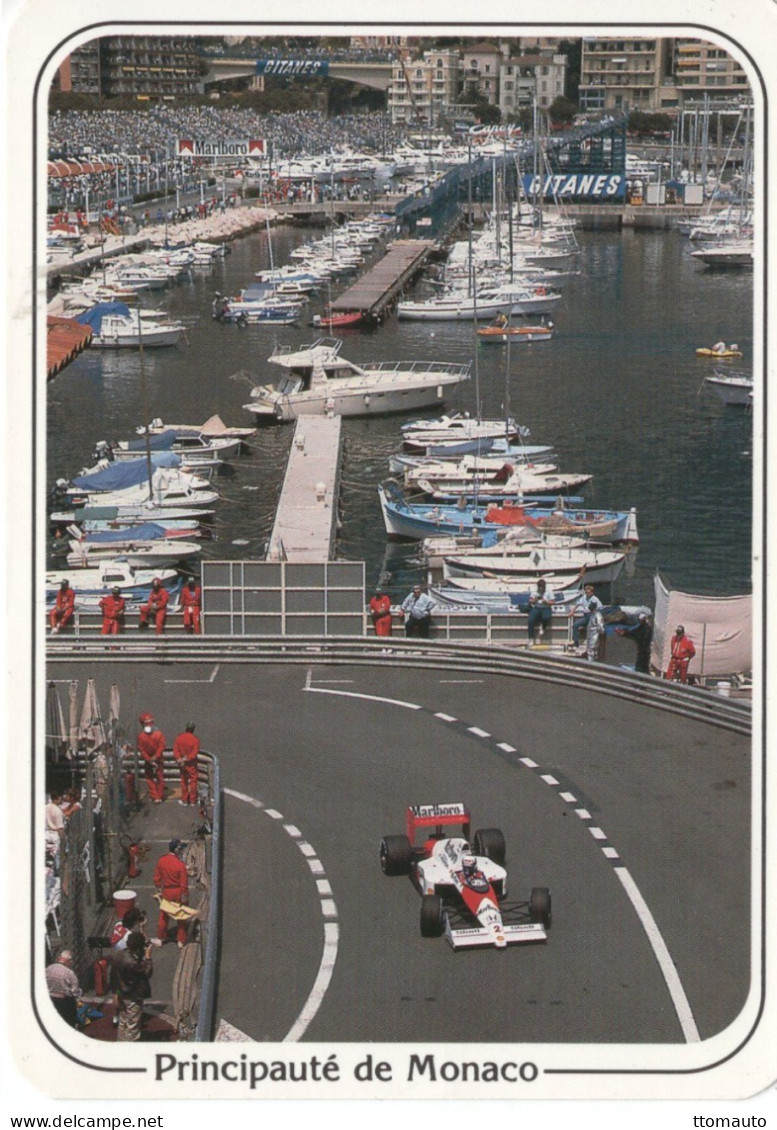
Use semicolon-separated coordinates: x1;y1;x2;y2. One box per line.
75;302;184;347
691;240;753;268
135;415;256;442
704;372;754;406
99;430;243;466
389;442;556;474
396;284;561;321
65;536;201;569
430;581;585;609
411;461;593;498
60;466;219;510
400;414;522;453
477;322;554;344
441;544;626;586
45;559;182;609
243;337;470;422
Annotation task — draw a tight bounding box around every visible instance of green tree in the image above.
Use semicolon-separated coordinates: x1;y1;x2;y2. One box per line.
548;95;578;124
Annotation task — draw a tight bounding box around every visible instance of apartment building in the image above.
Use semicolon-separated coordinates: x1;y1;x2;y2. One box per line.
460;42;504;105
500;53;567;115
579;37;675;114
388;49;460;126
54;36;202;100
673;39;750;99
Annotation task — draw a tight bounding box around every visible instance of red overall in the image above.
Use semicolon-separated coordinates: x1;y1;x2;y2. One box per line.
181;584;202;634
50;587;75;631
369;594;393;638
137;727;166;802
153;852;189;945
99;593;125;635
140;585;169;634
666;634;696;683
173;730;200;805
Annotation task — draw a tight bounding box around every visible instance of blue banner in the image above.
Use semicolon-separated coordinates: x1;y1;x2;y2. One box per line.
256;59;329;77
522;173;626;200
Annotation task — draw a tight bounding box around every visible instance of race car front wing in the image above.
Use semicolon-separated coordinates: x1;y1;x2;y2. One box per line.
444;917;548;949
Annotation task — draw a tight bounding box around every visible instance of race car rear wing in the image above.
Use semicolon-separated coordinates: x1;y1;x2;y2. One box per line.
445;920;548;950
407;803;471;844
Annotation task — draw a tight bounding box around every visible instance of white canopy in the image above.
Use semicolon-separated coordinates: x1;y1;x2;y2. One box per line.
652;574;752;677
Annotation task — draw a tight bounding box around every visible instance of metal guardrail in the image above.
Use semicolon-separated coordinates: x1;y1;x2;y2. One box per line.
47;636;752;736
195;753;221;1042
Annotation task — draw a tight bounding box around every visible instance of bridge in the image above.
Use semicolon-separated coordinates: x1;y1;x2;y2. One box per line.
203;58;393;92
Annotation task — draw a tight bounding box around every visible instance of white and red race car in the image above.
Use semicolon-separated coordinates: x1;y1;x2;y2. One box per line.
380;802;551;950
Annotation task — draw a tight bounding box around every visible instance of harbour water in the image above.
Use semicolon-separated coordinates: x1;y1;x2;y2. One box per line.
46;221;754;609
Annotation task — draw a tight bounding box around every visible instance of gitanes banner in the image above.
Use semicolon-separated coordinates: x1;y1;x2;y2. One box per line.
178;139;266;158
256;58;329;77
521;173;626;199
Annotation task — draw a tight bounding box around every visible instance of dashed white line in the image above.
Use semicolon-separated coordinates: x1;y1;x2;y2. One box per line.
435;712;457;722
602;847;620;859
575;808;592;820
588;827;608;841
520;757;538;768
468;726;491;738
497;743;517;753
223;787;339;1042
541;774;559;786
559;791;577;803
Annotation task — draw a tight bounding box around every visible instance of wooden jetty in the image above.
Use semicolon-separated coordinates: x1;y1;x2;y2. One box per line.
266;417;343;563
329;239;434;321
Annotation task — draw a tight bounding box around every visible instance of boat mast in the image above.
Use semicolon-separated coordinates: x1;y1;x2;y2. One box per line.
137;315;154;502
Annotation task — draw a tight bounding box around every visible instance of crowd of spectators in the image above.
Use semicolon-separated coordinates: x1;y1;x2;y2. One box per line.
48;108;408;212
49;107;405;162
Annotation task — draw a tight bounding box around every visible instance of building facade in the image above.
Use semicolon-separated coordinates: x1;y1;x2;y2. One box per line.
460;42;504;105
673;39;750;100
579;37;675;114
55;36;202;100
388;49;460;126
500;53;567;116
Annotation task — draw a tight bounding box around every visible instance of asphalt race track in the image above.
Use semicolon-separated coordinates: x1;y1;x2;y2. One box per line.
46;657;752;1045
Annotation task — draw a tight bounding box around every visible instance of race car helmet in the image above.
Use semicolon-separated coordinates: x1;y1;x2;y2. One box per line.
461;854;478;877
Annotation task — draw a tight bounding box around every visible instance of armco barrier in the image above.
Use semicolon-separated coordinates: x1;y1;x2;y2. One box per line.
47;635;752;737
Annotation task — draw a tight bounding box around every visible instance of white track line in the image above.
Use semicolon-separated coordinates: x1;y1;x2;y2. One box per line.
165;664;220;684
614;867;700;1042
223;787;338;1042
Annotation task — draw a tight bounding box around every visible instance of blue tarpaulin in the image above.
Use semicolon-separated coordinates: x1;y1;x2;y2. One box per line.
81;522;170;543
75;302;131;333
72;452;180;491
123;430;178;453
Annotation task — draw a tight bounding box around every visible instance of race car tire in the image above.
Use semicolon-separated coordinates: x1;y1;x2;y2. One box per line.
473;827;506;867
380;834;413;876
420;894;444;937
530;886;552;929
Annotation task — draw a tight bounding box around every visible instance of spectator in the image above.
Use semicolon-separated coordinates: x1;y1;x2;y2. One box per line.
50;579;75;634
527;578;555;644
112;931;153;1041
369;586;393;638
154;839;191;948
45;950;82;1029
400;584;434;638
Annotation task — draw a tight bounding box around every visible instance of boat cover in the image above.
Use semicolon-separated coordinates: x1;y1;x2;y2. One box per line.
75;302;132;333
123;430;179;453
72;452;180;490
81;522;169;543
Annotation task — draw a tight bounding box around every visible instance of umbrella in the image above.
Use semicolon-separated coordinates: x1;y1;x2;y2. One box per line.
109;684;122;741
68;680;79;759
46;681;68;761
78;678;108;752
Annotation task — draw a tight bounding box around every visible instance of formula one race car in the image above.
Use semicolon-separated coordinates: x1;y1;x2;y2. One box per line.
380;802;551;950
